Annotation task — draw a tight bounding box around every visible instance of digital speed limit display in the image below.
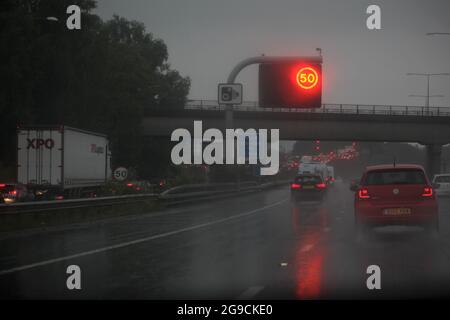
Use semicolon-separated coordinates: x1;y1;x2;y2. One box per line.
296;66;319;90
259;62;322;108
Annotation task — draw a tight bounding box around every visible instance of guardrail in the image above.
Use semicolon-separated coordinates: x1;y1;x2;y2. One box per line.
159;181;262;205
0;181;289;215
0;193;159;214
185;100;450;117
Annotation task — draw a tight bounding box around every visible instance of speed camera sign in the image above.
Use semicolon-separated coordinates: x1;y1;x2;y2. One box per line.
114;167;128;181
218;83;243;105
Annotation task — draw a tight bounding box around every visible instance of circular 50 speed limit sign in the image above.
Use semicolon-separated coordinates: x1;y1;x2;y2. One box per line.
114;167;128;181
296;66;319;90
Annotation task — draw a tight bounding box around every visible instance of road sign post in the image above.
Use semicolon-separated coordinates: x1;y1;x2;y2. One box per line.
219;55;323;185
222;55;323;128
218;83;243;129
218;83;242;105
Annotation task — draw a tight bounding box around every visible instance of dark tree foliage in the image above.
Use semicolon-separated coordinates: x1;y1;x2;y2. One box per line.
0;0;190;178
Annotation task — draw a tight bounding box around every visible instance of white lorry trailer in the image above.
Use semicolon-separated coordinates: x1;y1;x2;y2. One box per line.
17;126;112;199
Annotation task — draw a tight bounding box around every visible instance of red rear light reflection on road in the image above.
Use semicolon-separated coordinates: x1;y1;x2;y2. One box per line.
315;183;326;189
296;249;323;299
291;183;301;189
422;187;433;197
294;207;328;299
358;188;370;199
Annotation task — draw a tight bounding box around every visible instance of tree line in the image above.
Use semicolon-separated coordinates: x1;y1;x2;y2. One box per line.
0;0;190;180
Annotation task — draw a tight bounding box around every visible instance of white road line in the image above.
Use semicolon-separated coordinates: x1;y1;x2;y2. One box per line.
0;205;205;242
0;198;288;276
237;286;265;300
300;244;314;253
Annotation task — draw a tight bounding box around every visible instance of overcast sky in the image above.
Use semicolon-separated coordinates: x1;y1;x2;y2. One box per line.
95;0;450;107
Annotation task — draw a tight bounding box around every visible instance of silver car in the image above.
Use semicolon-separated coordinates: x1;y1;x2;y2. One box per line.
433;174;450;197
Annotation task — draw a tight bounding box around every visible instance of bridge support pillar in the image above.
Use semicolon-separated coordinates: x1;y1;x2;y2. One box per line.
426;144;442;178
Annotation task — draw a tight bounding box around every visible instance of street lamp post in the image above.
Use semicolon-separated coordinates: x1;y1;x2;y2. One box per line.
406;73;450;112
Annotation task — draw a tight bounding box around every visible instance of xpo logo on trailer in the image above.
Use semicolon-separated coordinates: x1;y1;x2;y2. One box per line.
259;61;322;108
27;138;55;149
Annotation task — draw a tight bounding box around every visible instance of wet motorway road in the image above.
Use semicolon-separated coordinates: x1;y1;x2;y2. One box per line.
1;181;450;299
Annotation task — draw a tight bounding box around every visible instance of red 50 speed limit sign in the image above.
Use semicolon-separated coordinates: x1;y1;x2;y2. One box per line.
296;66;319;90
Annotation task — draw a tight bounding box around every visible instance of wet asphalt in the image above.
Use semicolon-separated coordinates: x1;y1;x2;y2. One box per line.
1;180;450;299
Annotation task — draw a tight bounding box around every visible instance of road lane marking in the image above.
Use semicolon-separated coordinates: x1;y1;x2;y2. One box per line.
300;244;314;253
0;206;203;242
237;286;265;300
0;198;288;276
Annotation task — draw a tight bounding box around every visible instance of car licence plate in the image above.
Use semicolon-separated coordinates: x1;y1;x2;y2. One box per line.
303;185;314;189
383;208;411;216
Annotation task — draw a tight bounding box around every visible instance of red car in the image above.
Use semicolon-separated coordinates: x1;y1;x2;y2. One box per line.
0;183;35;204
352;164;439;235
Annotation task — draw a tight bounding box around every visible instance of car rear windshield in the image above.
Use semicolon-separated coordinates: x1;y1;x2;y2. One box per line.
295;175;322;184
434;175;450;183
364;169;426;185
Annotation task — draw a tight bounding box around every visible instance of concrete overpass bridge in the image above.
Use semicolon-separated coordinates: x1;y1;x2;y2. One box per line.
142;101;450;176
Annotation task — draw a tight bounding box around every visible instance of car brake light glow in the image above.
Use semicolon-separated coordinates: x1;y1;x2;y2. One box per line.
291;183;301;189
422;187;433;197
55;195;64;200
315;183;326;189
0;184;6;188
8;190;17;196
127;183;133;187
358;188;370;199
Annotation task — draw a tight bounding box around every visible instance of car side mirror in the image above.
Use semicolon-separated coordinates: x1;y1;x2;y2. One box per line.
433;183;440;189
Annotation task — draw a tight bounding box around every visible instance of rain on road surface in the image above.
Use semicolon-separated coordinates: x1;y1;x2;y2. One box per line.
1;180;450;299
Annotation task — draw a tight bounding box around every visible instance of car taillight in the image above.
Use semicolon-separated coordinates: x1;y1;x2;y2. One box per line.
8;190;17;196
291;183;301;189
315;183;326;189
126;183;133;187
0;184;6;188
55;195;64;200
422;187;433;197
358;188;370;199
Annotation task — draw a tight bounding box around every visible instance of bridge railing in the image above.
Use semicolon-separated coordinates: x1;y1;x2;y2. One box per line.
185;100;450;117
